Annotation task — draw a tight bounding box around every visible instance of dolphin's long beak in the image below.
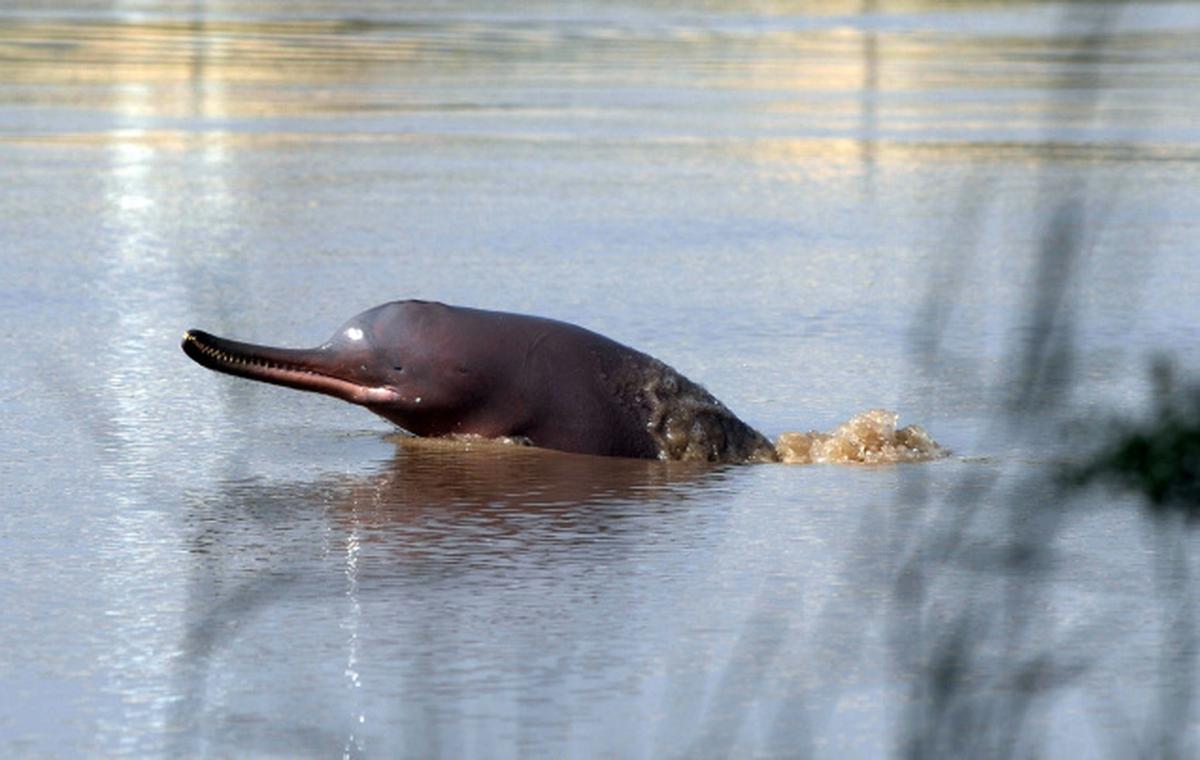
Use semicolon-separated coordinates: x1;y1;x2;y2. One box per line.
181;329;399;405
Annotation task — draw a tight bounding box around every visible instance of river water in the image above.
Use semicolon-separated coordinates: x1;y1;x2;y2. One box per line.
3;1;1200;757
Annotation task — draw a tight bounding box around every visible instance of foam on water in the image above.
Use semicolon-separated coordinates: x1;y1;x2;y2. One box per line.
774;409;945;465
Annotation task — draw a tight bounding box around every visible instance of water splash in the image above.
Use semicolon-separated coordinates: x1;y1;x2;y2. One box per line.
774;409;945;465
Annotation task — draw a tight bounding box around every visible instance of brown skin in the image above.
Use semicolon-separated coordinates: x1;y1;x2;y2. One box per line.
183;300;674;458
184;300;780;461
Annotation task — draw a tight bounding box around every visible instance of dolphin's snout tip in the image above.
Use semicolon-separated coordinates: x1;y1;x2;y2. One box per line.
181;330;209;359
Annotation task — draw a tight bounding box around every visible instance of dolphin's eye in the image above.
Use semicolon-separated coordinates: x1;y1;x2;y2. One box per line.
393;365;404;372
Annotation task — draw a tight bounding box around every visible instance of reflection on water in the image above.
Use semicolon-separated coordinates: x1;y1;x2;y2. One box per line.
3;2;1198;153
173;443;725;756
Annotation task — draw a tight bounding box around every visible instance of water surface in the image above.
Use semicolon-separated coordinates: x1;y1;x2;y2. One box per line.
3;1;1200;756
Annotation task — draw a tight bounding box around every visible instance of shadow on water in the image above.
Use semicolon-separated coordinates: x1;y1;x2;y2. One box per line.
170;440;725;756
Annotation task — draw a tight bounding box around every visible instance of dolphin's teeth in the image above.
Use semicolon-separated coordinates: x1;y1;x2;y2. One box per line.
191;338;323;378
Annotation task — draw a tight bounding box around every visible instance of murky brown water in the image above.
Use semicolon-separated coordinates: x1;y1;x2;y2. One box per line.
3;1;1200;756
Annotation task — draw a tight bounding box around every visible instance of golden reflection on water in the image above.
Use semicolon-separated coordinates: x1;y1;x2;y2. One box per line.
0;19;418;78
0;18;419;122
738;137;1200;166
3;11;1195;143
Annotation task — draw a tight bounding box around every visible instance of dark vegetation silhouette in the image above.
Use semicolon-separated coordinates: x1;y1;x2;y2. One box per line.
1074;359;1200;517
